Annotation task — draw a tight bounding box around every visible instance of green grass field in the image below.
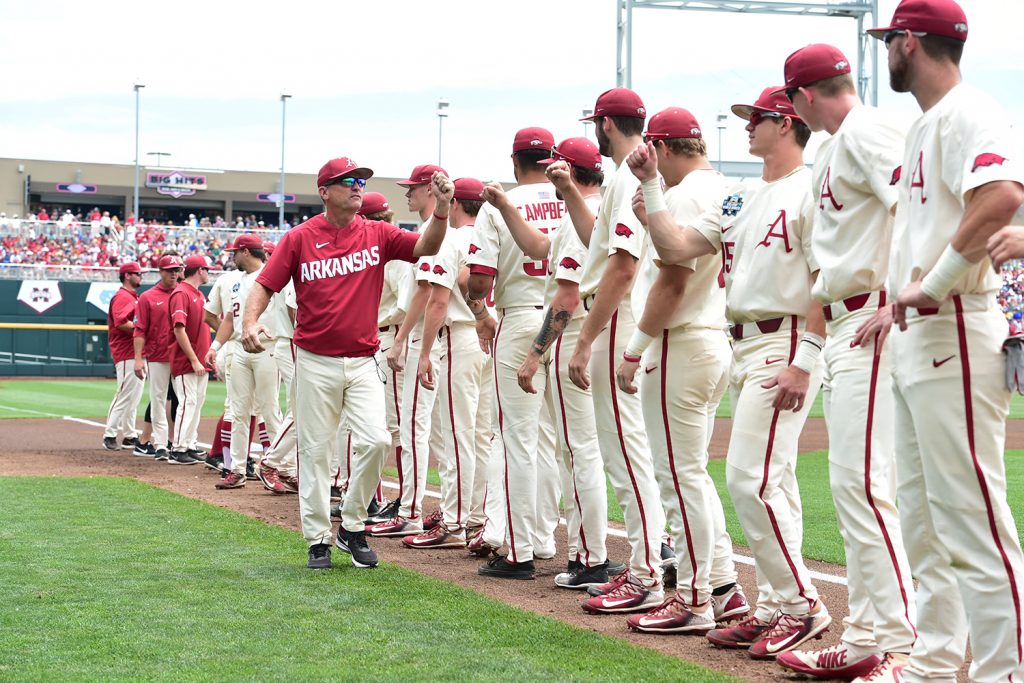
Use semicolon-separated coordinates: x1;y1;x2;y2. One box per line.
0;477;734;682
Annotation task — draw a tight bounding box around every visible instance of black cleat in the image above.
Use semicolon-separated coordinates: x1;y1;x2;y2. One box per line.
307;543;331;569
334;528;379;568
102;437;118;451
479;555;536;580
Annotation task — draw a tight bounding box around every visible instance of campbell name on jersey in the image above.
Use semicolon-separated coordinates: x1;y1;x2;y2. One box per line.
545;195;601;320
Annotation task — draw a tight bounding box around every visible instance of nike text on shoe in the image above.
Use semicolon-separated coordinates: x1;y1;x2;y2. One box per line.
626;594;716;634
706;614;772;649
478;555;535;580
747;605;832;660
367;516;423;538
712;584;750;623
581;573;663;614
307;543;331;569
777;644;881;680
555;560;610;590
334;528;379;568
850;652;909;683
402;523;466;549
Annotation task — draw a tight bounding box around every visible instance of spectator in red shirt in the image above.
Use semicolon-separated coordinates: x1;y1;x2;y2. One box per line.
102;262;145;450
168;255;213;464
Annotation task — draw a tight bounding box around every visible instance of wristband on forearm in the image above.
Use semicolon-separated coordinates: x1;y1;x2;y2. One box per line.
641;178;668;215
211;340;222;352
920;245;972;302
791;332;824;374
624;328;655;361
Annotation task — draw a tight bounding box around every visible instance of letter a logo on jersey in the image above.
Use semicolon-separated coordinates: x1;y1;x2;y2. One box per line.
911;150;927;204
819;166;843;211
757;210;793;252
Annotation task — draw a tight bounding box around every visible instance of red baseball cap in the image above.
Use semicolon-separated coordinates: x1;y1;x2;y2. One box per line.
357;192;390;215
538;137;603;170
731;87;803;123
119;262;142;275
397;164;447;187
158;255;183;270
774;44;851;92
262;241;275;256
453;178;485;201
184;255;209;270
317;157;373;188
644;108;703;141
581;88;647;121
868;0;968;42
512;127;555;153
225;233;263;252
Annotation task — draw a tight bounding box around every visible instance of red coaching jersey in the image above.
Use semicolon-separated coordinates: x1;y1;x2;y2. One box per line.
133;283;176;362
256;213;419;357
168;280;212;377
106;286;139;362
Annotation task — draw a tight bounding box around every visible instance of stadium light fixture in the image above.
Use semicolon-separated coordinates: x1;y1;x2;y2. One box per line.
437;99;450;166
279;93;292;230
133;84;145;225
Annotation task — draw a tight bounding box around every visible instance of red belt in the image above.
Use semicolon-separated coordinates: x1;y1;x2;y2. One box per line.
823;291;886;322
729;316;793;341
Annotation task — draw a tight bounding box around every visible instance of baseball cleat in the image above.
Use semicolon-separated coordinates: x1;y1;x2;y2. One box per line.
278;473;298;494
712;584;750;623
466;529;500;558
587;568;631;597
402;523;466;549
203;453;223;470
626;594;716;634
334;528;378;568
256;460;288;494
366;516;422;537
706;614;772;649
367;497;400;524
554;560;610;590
307;543;331;569
102;437;119;451
850;652;909;683
478;555;535;580
747;604;832;660
776;644;881;680
581;573;663;614
133;441;156;457
168;450;201;465
121;437;138;450
421;509;443;532
245;458;258;481
154;448;169;462
215;471;246;489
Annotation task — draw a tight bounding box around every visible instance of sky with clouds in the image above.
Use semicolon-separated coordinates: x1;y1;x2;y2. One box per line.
4;0;1022;183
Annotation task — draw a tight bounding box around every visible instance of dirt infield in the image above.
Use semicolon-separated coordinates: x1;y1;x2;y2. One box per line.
4;416;974;682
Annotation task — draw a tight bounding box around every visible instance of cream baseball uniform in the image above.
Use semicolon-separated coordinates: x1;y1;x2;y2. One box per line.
578;162;665;587
467;184;564;563
633;169;737;607
810;104;916;657
205;270;243;467
545;196;609;567
692;166;825;619
264;281;297;477
888;82;1024;683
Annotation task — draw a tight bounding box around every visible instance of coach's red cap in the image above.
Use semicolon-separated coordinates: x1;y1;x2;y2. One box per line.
868;0;967;42
774;44;851;92
158;255;183;270
397;164;447;187
731;87;803;123
644;108;703;141
317;157;373;188
357;192;390;215
184;255;209;270
581;88;647;121
538;137;603;170
119;261;142;275
453;178;485;201
225;233;263;252
512;127;555;153
262;241;275;256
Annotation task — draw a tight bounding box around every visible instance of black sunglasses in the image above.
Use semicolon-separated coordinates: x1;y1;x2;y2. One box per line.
883;29;926;47
785;87;800;103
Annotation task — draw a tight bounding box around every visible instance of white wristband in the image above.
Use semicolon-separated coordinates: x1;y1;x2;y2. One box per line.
211;340;222;352
790;333;824;374
641;178;668;215
920;245;972;302
625;328;656;360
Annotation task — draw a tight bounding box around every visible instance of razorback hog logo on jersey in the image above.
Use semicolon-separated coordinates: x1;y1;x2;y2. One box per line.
614;224;634;238
890;166;902;186
468;244;481;255
300;246;382;283
432;265;447;276
419;262;431;272
559;257;581;270
972;153;1008;172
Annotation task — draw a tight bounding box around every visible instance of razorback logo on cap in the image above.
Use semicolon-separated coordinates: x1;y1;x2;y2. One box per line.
614;225;634;238
419;262;431;272
637;107;646;116
835;60;849;70
954;22;968;33
468;244;481;255
972;153;1007;172
432;265;447;275
690;127;701;136
890;166;902;185
559;257;581;270
530;139;543;146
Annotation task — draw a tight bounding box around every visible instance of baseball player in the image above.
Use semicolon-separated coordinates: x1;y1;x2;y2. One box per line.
371;164;449;539
629;87;830;657
403;177;492;549
615;108;746;634
133;255;182;460
168;255;213;464
206;234;283;489
241;157;450;570
769;45;917;681
466;127;566;580
566;89;666;613
102;261;145;451
856;2;1024;679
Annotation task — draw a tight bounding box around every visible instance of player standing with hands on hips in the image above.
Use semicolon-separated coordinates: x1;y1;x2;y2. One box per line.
241;157;450;570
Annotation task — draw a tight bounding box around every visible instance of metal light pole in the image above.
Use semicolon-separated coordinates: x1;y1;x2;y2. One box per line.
436;99;449;166
582;108;594;138
132;84;144;224
279;93;291;230
716;112;728;173
146;152;171;167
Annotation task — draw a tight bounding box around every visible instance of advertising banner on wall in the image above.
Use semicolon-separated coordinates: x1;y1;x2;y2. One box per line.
16;280;62;314
86;282;121;314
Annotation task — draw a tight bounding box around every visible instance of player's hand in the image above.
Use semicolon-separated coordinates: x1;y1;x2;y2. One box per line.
517;353;540;394
895;280;940;331
545;160;573;193
987;225;1024;271
133;358;146;380
615;357;640;394
568;341;592;390
631;187;648;226
626;142;659;182
417;355;434;391
191;358;207;376
481;182;511;211
387;336;407;372
430;171;454;205
851;304;894;354
762;365;810;412
476;315;497;355
204;347;218;371
241;324;270;353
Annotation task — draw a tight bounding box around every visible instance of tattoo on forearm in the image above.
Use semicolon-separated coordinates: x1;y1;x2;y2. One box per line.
531;308;573;355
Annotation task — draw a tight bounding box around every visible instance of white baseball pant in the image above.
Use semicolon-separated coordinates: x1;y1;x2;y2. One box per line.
264;338;297;476
466;357;494;529
145;361;173;448
398;333;444;520
104;359;144;440
171;371;208;453
227;347;282;475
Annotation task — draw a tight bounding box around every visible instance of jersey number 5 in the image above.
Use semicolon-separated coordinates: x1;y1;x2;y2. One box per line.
522;227;550;277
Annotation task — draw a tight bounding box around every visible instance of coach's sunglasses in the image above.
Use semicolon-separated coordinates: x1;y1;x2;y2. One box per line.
328;177;367;188
749;111;785;127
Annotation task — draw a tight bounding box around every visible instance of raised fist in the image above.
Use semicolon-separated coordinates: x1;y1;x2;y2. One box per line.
626;142;659;182
430;171;454;204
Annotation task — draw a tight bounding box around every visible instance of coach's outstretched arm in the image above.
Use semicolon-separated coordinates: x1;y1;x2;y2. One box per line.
627;142;716;265
411;172;454;259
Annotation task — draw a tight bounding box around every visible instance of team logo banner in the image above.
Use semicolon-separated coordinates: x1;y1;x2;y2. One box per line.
86;282;122;314
17;280;63;314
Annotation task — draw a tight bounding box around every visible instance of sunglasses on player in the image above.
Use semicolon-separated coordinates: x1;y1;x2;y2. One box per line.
327;177;367;188
883;29;927;47
749;111;785;127
784;87;800;103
